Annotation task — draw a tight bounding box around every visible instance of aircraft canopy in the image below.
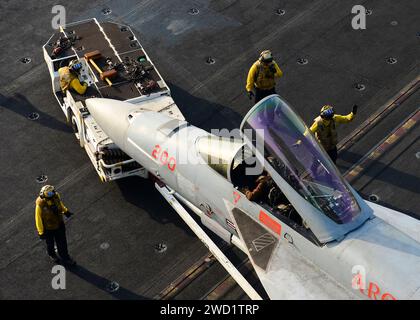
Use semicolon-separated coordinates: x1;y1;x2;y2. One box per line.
240;95;361;225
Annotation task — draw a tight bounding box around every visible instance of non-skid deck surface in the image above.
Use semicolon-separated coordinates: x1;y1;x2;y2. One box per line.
0;0;418;300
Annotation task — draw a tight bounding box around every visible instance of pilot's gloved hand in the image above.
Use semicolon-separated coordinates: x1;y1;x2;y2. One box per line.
39;234;46;240
247;91;254;100
352;104;358;115
242;187;250;196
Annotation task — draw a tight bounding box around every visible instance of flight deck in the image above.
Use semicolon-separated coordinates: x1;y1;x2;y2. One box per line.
0;0;418;300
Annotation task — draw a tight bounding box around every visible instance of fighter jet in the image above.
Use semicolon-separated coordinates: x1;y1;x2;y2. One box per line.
85;94;420;300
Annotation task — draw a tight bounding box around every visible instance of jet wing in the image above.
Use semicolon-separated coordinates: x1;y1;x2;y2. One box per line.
230;206;357;299
367;201;420;243
253;240;357;299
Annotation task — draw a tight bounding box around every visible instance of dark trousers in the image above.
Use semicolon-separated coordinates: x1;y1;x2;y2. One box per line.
326;147;338;164
45;224;70;260
255;87;276;103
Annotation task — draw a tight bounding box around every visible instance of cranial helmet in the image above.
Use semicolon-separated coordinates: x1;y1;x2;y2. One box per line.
69;59;82;72
259;50;273;63
40;185;56;199
320;105;335;119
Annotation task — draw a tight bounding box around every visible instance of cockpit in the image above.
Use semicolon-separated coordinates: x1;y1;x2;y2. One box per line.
240;95;361;225
195;95;367;244
197;134;306;233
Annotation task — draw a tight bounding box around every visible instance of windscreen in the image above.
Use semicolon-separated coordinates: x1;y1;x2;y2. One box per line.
241;95;360;224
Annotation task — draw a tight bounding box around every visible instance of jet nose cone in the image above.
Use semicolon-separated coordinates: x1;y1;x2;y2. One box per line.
85;98;132;145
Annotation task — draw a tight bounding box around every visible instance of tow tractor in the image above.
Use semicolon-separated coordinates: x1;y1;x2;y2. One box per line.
43;18;184;181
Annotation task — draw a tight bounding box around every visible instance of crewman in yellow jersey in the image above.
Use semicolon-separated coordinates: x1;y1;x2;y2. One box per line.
35;185;76;265
246;50;283;103
308;104;358;163
58;59;88;95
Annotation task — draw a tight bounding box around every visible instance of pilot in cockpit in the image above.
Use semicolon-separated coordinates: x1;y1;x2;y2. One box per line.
243;171;272;203
243;171;291;213
58;59;88;95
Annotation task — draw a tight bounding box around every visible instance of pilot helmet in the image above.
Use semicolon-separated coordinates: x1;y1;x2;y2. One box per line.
320;105;334;119
40;185;56;199
259;50;273;63
69;59;82;72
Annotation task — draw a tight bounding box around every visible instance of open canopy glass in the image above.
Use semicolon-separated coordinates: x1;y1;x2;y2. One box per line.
241;95;360;224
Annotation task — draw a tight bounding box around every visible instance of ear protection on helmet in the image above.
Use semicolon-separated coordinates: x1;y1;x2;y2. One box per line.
40;185;56;199
259;50;273;63
69;60;82;72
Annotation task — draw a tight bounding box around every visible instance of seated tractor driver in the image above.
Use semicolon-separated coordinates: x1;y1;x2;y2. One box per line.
58;59;88;95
